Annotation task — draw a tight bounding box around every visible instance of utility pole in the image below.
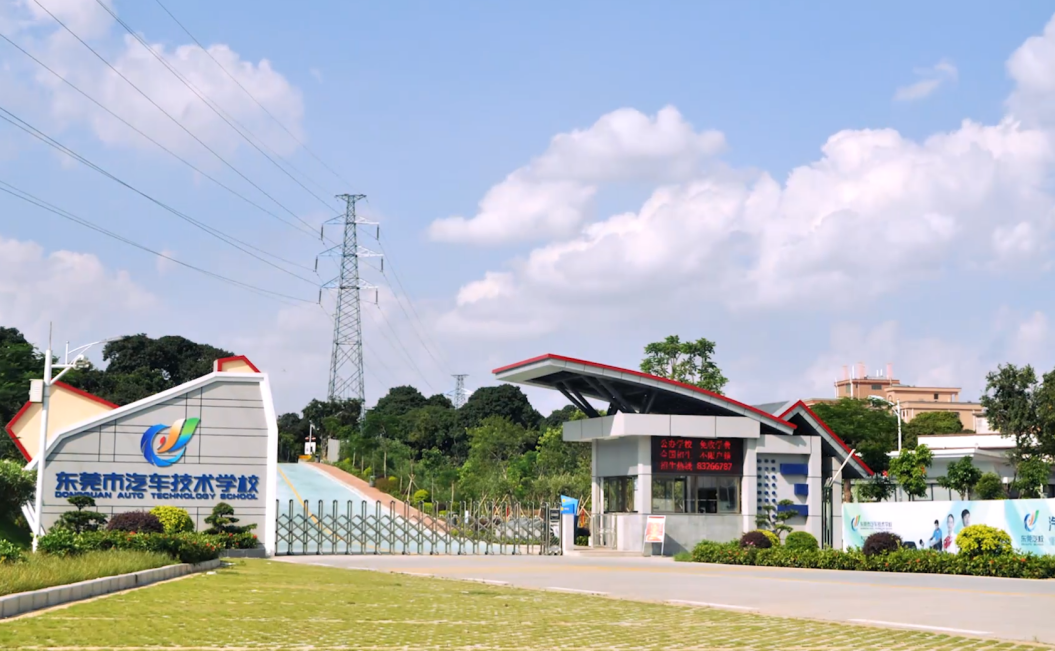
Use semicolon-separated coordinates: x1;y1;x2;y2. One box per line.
450;374;469;408
323;194;382;424
31;327;118;551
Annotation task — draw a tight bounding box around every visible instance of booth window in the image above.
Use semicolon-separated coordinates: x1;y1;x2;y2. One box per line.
694;476;740;514
651;477;687;513
602;476;636;513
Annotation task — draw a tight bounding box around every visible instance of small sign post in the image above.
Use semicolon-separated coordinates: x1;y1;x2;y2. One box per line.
643;515;666;556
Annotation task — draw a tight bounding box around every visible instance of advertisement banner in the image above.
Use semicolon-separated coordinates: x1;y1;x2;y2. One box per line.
843;499;1055;554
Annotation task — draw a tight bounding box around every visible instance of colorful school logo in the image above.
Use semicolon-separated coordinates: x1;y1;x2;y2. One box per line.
850;515;861;532
1024;510;1040;532
140;418;199;467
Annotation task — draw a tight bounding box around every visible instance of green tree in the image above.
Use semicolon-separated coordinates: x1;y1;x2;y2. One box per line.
856;474;895;502
936;456;982;500
809;398;898;472
888;445;933;500
544;405;582;429
1012;456;1050;499
0;327;43;461
425;393;454;409
55;496;107;533
374;386;429;418
640;335;728;394
0;460;34;521
979;363;1055;490
905;411;964;442
975;472;1006;500
458;417;536;502
66;334;233;405
458;384;542;431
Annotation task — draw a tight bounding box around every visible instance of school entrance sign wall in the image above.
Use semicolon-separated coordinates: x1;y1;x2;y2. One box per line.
9;356;279;555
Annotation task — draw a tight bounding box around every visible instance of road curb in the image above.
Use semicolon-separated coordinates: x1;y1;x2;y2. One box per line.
0;558;223;619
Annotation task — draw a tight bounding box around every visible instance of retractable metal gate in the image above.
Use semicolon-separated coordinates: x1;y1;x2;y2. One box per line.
275;499;563;555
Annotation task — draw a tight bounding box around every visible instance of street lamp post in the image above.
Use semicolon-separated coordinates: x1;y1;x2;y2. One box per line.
31;330;119;551
869;395;903;453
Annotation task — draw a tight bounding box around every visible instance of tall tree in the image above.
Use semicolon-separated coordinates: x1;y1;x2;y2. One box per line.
888;445;933;500
937;456;982;500
66;334;233;405
0;328;42;461
458;384;542;431
544;405;581;429
458;416;535;502
640;335;728;394
980;363;1055;482
374;386;429;418
905;411;964;440
808;398;898;472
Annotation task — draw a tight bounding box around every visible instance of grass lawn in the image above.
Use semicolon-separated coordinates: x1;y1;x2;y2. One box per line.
0;559;1049;650
0;550;174;596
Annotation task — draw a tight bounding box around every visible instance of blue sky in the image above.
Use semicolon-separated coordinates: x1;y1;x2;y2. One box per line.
3;0;1055;415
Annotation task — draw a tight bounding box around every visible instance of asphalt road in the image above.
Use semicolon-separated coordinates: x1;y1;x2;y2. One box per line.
280;554;1055;645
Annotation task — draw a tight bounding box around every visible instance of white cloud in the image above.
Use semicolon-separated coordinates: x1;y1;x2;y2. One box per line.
894;59;958;102
428;106;724;246
5;0;305;160
1007;14;1055;127
0;234;156;345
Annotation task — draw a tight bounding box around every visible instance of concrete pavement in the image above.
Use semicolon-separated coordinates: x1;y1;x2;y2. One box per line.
280;554;1055;645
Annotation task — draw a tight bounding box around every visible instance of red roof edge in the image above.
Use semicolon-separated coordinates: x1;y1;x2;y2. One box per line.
779;400;874;476
214;355;261;373
52;381;119;409
3;382;115;463
4;402;33;462
493;354;796;431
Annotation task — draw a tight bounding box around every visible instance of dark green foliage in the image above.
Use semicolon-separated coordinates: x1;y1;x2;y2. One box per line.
975;472;1006;500
44;530;223;563
739;530;772;549
55;496;107;534
0;538;24;563
862;531;902;556
106;511;164;534
37;528;81;556
690;540;1055;579
1013;457;1051;499
0;460;34;519
809;399;898;472
204;502;255;535
857;473;895;502
544;405;581;429
65;334;234;406
374;386;428;418
459;384;542;431
0;328;42;461
905;411;963;438
937;456;982;500
784;531;819;552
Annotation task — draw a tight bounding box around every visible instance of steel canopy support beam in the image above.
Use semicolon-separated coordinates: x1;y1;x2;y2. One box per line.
643;390;658;414
599;379;638;414
557;381;599;418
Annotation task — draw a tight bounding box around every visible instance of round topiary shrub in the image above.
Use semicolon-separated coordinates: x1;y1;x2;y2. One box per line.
956;524;1012;558
107;510;164;534
150;506;194;534
862;531;902;556
785;530;819;552
760;530;781;547
739;530;773;549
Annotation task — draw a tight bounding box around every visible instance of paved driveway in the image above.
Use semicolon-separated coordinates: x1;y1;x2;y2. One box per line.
281;554;1055;645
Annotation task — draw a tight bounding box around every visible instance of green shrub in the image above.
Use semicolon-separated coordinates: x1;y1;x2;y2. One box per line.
0;539;25;564
785;531;819;552
739;530;772;549
412;489;430;503
205;502;256;535
673;550;692;562
107;511;164;533
760;530;780;547
862;531;901;556
37;528;82;556
975;472;1006;500
957;524;1012;558
150;506;195;534
55;496;108;534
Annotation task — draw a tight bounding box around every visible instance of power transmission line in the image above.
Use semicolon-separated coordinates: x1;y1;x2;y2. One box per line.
93;0;339;213
368;304;438;394
0;30;322;256
32;0;319;236
0;179;315;305
0;105;318;286
449;374;469;408
151;0;353;189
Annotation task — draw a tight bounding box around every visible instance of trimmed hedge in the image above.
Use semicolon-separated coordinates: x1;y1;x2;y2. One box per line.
862;532;901;557
739;531;772;549
691;540;1055;579
785;531;819;552
107;511;164;534
38;530;225;564
150;506;195;534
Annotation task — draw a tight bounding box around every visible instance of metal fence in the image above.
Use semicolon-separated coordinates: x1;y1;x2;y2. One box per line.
275;499;564;556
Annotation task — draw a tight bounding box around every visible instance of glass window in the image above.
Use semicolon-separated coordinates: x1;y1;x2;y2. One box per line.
651;477;687;513
602;476;636;513
693;476;740;514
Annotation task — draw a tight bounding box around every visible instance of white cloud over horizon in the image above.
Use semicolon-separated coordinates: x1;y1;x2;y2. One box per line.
893;58;958;102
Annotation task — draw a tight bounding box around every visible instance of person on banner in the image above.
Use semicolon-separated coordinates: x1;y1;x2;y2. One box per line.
961;509;971;528
943;513;958;553
929;519;943;551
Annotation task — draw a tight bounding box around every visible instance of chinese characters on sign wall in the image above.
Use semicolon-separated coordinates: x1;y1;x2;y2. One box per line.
650;436;744;475
54;471;260;501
